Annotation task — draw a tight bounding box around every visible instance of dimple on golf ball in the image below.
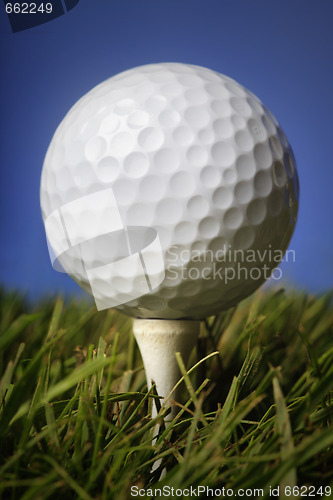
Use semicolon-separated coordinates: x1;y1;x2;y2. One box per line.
40;63;299;319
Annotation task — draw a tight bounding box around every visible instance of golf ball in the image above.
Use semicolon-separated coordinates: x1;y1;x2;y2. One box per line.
41;63;299;319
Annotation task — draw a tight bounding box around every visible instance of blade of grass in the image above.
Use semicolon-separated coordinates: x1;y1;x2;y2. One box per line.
0;313;41;351
91;332;119;469
273;376;297;496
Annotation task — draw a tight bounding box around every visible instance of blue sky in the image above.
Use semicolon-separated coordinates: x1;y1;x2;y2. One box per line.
0;0;332;302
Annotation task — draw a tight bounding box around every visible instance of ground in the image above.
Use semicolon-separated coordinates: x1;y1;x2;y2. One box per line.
0;287;332;499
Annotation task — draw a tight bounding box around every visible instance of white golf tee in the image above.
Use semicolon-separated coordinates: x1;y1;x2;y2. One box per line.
133;319;201;423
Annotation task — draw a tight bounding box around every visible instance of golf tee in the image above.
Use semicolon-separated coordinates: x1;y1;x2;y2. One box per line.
133;319;201;423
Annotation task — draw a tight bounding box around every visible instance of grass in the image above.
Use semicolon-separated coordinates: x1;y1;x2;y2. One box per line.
0;286;332;499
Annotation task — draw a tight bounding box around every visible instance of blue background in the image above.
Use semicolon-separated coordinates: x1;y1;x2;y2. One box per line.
0;0;332;302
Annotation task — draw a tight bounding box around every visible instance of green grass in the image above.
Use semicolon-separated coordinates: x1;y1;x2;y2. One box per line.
0;287;332;499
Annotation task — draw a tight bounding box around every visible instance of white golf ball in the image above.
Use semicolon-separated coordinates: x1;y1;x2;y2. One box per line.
40;63;299;319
